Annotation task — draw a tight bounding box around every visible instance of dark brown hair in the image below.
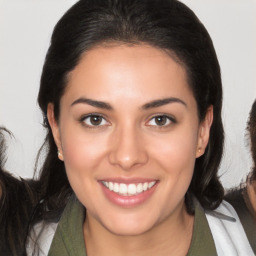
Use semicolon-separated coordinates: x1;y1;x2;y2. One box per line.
247;100;256;181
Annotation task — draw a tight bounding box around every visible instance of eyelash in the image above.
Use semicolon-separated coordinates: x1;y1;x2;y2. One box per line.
80;114;110;128
79;113;176;129
146;114;176;128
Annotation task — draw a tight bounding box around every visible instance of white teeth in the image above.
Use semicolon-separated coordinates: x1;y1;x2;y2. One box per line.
128;184;137;195
119;183;127;194
143;182;148;191
109;182;114;191
148;182;155;188
113;183;119;193
102;181;156;196
136;183;143;193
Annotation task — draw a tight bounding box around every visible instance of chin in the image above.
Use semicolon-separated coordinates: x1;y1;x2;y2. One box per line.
106;224;152;237
100;213;158;237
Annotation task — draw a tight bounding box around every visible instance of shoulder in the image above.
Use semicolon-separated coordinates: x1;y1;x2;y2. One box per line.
205;200;255;256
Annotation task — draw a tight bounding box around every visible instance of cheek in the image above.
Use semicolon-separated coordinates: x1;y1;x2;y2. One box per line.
151;129;198;172
60;129;109;205
143;129;199;217
149;127;198;197
60;127;108;176
156;132;198;197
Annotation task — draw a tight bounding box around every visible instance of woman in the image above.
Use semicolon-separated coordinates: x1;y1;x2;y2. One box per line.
226;99;256;253
0;0;253;255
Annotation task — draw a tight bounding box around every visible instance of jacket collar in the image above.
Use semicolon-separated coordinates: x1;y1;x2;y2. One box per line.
48;194;218;256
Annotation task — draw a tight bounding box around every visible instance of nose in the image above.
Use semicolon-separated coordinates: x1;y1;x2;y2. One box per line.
108;125;148;170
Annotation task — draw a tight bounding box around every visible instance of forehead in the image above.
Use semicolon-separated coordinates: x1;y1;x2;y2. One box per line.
64;44;195;106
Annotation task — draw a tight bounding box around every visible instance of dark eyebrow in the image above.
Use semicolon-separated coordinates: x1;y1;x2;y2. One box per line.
142;97;187;109
71;98;113;110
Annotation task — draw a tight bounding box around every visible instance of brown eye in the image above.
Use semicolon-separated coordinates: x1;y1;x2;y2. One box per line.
90;115;103;126
147;115;175;127
155;116;168;126
82;115;108;127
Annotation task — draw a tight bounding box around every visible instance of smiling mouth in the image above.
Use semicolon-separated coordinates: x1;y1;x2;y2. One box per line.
101;181;157;196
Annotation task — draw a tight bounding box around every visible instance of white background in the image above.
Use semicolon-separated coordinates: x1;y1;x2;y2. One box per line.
0;0;255;189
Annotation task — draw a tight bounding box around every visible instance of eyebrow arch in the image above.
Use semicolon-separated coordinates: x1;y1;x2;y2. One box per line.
71;97;113;110
142;97;187;109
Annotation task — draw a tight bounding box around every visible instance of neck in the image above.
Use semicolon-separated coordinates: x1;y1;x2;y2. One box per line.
83;203;194;256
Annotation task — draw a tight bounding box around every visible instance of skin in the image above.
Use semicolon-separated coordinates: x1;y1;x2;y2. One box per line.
48;44;212;256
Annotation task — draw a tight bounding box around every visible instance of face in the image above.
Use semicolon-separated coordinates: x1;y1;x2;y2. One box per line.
48;45;212;236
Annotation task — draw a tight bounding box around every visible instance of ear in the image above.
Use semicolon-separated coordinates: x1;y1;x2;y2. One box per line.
196;106;213;158
47;103;64;161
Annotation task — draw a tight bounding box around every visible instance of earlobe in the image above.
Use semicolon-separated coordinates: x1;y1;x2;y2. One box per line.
196;106;213;158
47;103;64;161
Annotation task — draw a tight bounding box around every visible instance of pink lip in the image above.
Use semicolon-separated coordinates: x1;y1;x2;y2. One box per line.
99;180;158;208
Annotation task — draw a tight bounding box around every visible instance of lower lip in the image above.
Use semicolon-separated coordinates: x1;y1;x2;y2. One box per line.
100;182;158;208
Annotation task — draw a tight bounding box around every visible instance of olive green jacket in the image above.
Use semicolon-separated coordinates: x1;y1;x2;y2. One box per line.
47;194;252;256
24;193;252;255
